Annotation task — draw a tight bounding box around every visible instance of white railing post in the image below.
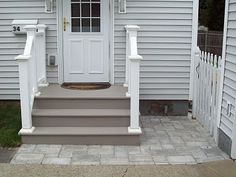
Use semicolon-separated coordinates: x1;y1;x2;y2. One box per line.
125;25;140;97
36;24;48;87
128;55;142;134
125;25;142;134
15;25;38;134
16;55;34;133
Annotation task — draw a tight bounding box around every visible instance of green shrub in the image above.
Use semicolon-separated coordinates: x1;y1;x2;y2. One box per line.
0;105;21;147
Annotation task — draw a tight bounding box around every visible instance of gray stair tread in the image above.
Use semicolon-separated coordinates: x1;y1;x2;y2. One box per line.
24;127;140;135
32;109;130;117
37;84;128;99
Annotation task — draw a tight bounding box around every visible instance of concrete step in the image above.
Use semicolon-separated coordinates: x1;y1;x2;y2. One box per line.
32;109;130;127
21;127;140;145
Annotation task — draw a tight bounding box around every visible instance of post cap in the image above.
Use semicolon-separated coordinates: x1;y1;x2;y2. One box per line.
37;24;47;30
24;25;37;31
125;25;140;31
129;55;143;61
15;55;31;61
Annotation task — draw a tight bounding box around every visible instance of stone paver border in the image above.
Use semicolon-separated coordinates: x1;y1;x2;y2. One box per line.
10;116;229;165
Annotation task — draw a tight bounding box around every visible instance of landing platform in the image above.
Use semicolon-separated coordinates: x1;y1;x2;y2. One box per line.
37;84;128;99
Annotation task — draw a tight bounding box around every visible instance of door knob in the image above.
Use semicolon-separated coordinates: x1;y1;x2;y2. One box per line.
64;17;70;31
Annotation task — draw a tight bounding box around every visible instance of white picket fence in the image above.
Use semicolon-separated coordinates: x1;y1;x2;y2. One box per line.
192;47;223;140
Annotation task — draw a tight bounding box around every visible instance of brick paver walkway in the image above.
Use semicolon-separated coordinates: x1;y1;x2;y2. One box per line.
10;116;229;165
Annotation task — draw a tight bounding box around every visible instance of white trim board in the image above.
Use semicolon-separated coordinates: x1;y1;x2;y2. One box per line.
189;0;199;101
231;98;236;159
216;0;229;141
56;0;64;84
56;0;114;84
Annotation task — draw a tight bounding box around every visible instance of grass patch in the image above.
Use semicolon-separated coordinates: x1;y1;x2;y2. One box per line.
0;104;21;147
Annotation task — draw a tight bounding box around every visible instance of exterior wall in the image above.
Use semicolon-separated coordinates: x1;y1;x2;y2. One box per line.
114;0;194;100
0;0;194;100
0;0;58;100
219;0;236;140
219;0;236;158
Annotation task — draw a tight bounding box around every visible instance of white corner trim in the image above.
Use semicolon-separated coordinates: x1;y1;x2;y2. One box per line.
216;0;229;129
109;0;115;84
56;0;64;84
18;127;35;135
231;98;236;159
128;127;142;134
189;0;199;101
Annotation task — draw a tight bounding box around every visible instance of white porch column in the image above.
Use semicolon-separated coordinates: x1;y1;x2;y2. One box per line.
15;55;35;134
36;24;48;87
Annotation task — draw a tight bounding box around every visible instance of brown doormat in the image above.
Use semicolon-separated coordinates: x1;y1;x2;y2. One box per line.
62;83;111;90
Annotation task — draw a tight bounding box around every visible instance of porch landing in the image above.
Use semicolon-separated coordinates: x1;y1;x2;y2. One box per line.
12;116;229;165
37;84;128;99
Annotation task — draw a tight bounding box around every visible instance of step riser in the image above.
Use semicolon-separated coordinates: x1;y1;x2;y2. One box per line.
22;135;140;145
34;99;130;109
33;116;130;127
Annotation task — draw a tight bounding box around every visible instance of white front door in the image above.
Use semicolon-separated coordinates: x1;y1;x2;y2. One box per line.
63;0;110;83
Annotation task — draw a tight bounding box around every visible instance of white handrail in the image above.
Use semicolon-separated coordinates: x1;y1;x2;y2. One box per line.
36;24;48;87
125;25;142;134
15;24;47;134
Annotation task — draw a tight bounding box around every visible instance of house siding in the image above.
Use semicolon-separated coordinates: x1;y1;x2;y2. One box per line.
114;0;193;100
0;0;58;100
0;0;194;100
220;0;236;139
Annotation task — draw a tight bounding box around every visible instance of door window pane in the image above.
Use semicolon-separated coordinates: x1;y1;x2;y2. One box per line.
72;4;80;17
92;19;100;32
92;3;100;17
71;0;100;33
82;3;90;17
82;18;90;32
72;19;80;32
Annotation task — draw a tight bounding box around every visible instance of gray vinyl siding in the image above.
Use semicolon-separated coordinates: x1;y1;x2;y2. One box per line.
0;0;194;100
0;0;58;100
220;0;236;138
114;0;193;100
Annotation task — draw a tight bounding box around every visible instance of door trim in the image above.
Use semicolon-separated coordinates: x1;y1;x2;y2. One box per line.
56;0;114;84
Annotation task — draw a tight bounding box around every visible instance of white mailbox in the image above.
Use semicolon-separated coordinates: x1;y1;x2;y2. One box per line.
12;20;38;34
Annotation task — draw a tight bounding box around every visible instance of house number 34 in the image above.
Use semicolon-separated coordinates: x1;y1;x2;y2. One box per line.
13;26;20;32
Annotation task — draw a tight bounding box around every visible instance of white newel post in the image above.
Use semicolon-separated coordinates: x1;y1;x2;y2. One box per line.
128;55;142;134
16;55;34;133
125;25;142;134
36;24;48;87
125;25;140;97
15;25;37;134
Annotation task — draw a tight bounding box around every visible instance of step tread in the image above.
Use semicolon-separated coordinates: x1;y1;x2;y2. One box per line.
21;127;141;136
36;85;128;99
32;109;130;117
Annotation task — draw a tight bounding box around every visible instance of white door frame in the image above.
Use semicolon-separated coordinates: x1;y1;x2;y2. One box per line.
56;0;114;84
